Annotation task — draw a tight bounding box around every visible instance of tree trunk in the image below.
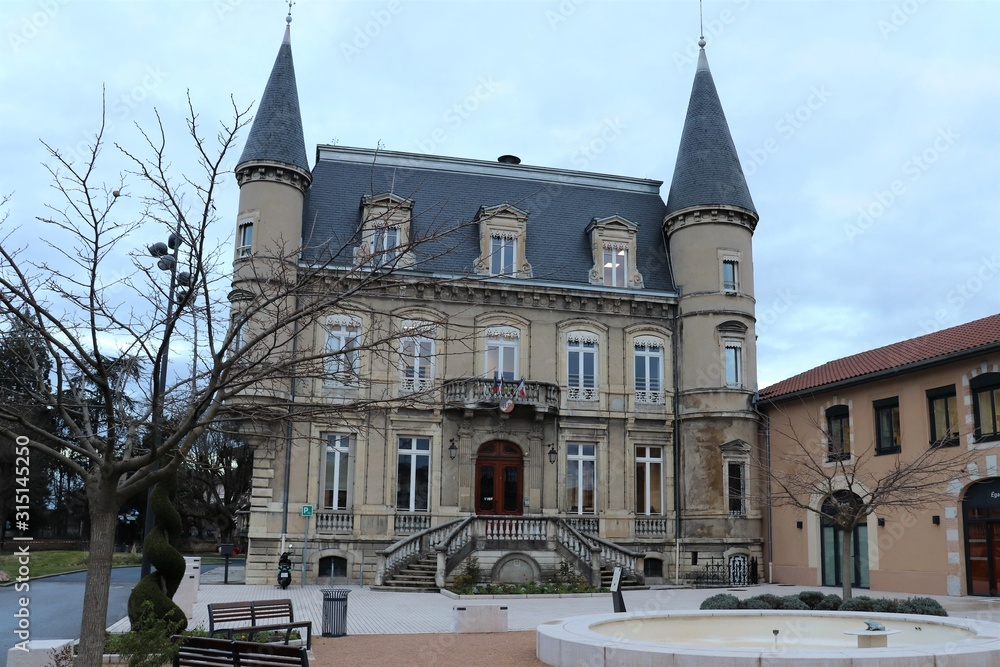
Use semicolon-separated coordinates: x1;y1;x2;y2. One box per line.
840;523;854;601
77;487;119;667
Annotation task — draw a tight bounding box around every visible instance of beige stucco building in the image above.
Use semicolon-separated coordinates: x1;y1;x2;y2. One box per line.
230;21;765;588
760;314;1000;596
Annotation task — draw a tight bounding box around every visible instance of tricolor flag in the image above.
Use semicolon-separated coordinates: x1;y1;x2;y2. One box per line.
516;378;527;399
492;373;501;395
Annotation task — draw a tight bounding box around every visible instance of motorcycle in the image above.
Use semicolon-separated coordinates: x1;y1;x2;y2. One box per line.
277;549;293;589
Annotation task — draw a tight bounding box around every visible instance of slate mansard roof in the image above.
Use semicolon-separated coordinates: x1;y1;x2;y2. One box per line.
301;147;677;293
237;25;310;175
666;48;756;217
760;313;1000;401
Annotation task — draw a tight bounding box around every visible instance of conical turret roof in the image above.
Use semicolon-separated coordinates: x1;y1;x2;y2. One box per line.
665;47;756;216
237;22;309;175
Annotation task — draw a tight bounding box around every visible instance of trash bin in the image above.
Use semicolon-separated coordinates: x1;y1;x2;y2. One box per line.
321;588;350;637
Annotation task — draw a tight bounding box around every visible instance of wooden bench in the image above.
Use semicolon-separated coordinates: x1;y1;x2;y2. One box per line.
207;599;312;650
173;636;309;667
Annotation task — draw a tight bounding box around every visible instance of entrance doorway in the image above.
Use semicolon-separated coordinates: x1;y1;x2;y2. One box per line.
820;491;869;589
475;441;523;515
964;478;1000;596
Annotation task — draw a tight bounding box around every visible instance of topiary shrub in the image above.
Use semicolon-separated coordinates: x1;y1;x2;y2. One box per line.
870;598;899;613
817;594;842;610
797;591;825;609
838;595;874;612
778;595;809;610
749;593;783;609
743;597;772;610
897;597;948;617
127;472;187;636
700;593;741;610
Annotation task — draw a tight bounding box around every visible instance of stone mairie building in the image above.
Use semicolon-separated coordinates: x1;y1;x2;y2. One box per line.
231;20;763;588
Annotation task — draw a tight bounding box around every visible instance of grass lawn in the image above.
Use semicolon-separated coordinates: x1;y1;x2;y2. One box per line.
0;550;143;580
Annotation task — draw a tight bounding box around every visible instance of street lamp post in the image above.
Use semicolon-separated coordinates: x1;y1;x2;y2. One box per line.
140;231;190;578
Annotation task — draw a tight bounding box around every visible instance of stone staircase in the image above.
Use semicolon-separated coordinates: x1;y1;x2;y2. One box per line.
376;552;439;591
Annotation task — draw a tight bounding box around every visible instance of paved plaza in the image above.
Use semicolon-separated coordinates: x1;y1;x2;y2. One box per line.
108;565;1000;636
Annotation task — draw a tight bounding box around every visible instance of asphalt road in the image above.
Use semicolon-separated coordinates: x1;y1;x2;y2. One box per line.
1;566;138;667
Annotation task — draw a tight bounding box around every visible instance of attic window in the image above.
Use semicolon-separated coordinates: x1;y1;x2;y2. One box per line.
586;216;642;288
475;204;531;278
356;193;413;268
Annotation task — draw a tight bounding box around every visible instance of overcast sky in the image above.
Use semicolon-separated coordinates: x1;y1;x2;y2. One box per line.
2;0;998;389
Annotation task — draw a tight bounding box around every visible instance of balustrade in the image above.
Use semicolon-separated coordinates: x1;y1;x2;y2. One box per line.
394;513;431;533
315;511;353;534
635;517;669;537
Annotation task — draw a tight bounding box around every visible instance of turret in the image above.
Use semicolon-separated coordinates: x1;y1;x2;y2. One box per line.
233;15;311;269
665;39;761;540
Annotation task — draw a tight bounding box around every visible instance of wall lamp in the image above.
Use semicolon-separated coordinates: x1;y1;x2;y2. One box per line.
547;444;557;465
448;438;457;460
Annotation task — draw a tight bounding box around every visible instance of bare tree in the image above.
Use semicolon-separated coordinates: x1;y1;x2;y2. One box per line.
760;407;978;600
0;94;486;665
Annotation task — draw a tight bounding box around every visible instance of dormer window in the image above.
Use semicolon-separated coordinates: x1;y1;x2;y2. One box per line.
603;244;628;287
356;193;413;268
374;225;400;261
475;204;531;278
490;233;517;275
586;215;642;288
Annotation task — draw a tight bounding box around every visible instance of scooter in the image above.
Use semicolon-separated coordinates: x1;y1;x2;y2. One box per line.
277;550;293;589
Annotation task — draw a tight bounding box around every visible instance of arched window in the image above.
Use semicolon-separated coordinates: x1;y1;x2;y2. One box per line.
820;491;869;589
566;332;599;401
633;336;664;404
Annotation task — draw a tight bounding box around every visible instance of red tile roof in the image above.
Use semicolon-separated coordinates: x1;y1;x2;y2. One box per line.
760;313;1000;401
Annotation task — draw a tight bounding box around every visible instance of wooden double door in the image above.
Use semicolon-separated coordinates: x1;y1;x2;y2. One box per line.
475;441;523;516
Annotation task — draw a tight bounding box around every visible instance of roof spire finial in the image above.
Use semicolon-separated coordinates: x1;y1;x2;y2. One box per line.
286;0;295;22
698;0;706;48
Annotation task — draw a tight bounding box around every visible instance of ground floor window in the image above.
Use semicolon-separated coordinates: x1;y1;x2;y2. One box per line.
566;443;596;514
635;446;663;515
322;434;351;510
396;437;430;512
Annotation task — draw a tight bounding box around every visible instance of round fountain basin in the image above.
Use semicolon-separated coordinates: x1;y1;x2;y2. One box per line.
536;610;1000;666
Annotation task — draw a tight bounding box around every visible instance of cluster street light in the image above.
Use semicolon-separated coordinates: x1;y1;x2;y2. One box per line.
139;231;191;578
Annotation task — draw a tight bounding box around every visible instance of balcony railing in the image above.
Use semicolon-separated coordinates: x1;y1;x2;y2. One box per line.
444;378;559;412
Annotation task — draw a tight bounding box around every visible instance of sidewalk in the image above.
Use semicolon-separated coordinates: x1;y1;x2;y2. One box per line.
134;565;1000;635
